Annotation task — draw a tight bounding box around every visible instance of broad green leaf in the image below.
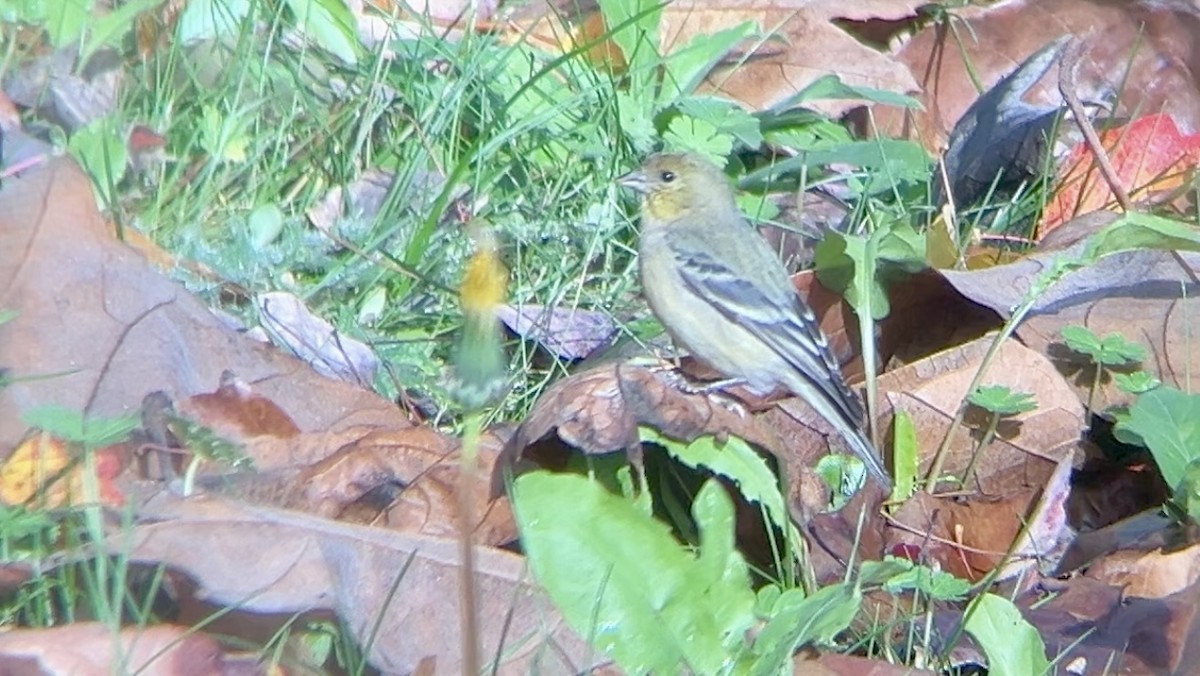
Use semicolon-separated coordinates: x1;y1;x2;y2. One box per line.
639;429;797;545
880;561;971;601
22;407;139;447
82;0;161;62
248;204;285;249
43;0;92;48
749;584;860;674
857;558;912;586
814;453;866;508
780;74;923;110
963;594;1051;676
284;0;359;65
876;223;927;271
660;23;758;102
1082;212;1200;262
814;232;890;319
177;0;252;44
891;410;918;501
736;192;780;223
68;116;128;208
1116;388;1200;490
513;473;755;674
800;139;930;182
1114;371;1161;395
597;0;661;92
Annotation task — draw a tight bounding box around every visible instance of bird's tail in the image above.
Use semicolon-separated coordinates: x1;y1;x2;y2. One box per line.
839;423;893;490
786;372;893;489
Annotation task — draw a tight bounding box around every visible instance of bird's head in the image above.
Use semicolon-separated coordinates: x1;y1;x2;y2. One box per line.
617;153;736;224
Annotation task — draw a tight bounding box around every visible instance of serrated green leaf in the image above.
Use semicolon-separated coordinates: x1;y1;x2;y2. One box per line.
674;96;763;148
968;385;1036;415
884;564;971;601
663;116;734;165
1061;325;1145;366
513;473;755;674
1114;371;1160;395
639;428;797;545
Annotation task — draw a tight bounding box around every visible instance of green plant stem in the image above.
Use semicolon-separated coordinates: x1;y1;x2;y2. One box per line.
458;410;483;676
924;256;1082;492
959;412;999;490
857;298;879;450
923;308;1030;491
182;456;202;497
856;226;883;452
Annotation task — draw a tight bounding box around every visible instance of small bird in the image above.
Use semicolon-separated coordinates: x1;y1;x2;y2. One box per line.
618;152;892;488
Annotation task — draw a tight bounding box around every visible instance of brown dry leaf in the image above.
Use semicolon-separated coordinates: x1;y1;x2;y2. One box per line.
495;363;793;484
880;335;1084;488
257;291;380;387
883;451;1073;582
0;157;407;450
178;371;303;441
874;337;1081;581
492;359;895;541
127;492;600;674
792;269;1002;384
1068;458;1170;534
663;0;922;114
198;426;518;545
0;155;517;559
4;48;122;133
1088;544;1200;600
0;623;227;674
146;377;517;543
886;490;1035;582
1052;575;1200;672
798;651;938;675
873;0;1200;152
496;304;617;362
940;240;1200;413
0;90;20;131
509;0;921;115
1015;574;1196;673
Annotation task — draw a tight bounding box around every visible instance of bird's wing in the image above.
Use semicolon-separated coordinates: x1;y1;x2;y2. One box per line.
669;238;865;426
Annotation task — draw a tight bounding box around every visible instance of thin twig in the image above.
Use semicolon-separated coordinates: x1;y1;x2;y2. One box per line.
1058;37;1200;288
1057;37;1133;212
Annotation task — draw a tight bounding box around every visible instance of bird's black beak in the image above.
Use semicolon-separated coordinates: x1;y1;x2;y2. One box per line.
616;169;649;194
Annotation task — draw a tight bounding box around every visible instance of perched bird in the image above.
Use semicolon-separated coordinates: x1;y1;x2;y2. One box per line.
618;152;892;487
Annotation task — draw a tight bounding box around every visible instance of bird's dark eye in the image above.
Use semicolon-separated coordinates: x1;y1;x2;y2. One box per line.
660;170;676;183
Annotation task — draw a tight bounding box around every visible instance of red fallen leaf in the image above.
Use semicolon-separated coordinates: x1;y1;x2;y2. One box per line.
0;432;127;508
1042;113;1200;233
127;124;166;154
180;370;302;441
